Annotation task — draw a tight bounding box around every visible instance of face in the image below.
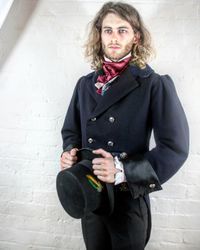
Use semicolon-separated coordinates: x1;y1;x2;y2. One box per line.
101;13;136;61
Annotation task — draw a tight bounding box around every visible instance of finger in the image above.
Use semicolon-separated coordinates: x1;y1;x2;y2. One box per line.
61;158;75;166
92;163;107;171
96;175;112;183
92;158;105;165
93;170;107;176
60;162;69;170
70;148;78;156
62;151;71;160
62;150;77;158
60;157;71;165
92;164;102;170
69;155;78;161
93;148;111;158
60;163;71;170
62;153;77;162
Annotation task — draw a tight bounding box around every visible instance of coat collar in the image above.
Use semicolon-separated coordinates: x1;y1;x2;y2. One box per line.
86;64;154;118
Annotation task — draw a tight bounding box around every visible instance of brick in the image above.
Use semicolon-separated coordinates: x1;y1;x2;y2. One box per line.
37;145;61;161
183;19;200;34
36;1;80;16
150;228;183;243
186;185;200;200
183;230;200;245
180;171;200;186
150;198;176;214
0;186;33;203
184;154;200;172
0;241;26;250
150;183;187;199
146;242;200;250
151;19;184;34
0;143;39;160
189;125;200;154
153;214;200;230
175;2;198;19
175;200;200;215
0;128;27;144
26;131;60;146
138;3;176;20
32;191;57;205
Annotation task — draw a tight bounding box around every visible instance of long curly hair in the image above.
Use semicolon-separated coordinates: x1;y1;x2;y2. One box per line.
84;1;154;70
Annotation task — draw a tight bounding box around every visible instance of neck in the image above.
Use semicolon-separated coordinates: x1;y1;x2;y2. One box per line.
104;52;132;63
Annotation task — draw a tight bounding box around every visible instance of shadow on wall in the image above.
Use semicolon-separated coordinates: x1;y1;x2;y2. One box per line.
0;0;38;71
144;0;199;75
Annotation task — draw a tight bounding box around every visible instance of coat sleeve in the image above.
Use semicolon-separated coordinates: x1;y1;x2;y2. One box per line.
122;75;189;199
61;78;83;152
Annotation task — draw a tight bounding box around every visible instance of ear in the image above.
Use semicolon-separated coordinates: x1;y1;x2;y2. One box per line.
133;37;137;43
133;32;141;44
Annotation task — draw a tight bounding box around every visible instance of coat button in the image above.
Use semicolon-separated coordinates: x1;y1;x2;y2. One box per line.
91;117;96;122
107;141;114;147
120;152;127;159
88;138;94;144
109;116;115;123
149;183;156;189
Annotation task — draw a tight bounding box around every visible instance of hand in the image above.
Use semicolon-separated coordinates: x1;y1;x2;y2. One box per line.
60;148;78;170
92;148;119;183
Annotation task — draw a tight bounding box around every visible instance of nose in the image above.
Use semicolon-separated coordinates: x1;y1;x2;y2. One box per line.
111;38;117;44
111;31;118;44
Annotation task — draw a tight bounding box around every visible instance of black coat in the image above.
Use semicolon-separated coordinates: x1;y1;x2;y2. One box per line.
61;64;189;240
62;63;189;189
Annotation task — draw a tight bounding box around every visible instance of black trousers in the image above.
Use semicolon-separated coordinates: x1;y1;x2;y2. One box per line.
81;190;148;250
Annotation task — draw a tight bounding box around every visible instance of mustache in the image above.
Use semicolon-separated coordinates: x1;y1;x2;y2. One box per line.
108;44;121;48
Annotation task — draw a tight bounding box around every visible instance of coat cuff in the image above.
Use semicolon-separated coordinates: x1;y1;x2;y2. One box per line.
122;156;162;199
61;144;79;157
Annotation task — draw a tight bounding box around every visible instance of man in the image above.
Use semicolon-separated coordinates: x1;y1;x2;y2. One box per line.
60;2;189;250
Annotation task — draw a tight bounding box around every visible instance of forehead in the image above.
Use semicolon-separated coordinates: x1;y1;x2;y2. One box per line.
102;13;132;28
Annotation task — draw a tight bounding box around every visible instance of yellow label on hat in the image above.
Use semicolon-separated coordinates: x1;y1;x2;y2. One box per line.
86;175;103;192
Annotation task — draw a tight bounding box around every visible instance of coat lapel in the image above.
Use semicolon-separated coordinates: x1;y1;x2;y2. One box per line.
87;66;140;118
86;71;103;104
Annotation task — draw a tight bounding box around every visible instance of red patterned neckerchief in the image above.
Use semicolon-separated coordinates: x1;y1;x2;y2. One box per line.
95;55;132;95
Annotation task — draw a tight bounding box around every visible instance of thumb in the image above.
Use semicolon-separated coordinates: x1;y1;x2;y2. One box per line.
93;148;111;158
70;148;78;156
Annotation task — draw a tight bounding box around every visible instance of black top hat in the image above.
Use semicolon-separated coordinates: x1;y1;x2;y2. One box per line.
56;148;114;218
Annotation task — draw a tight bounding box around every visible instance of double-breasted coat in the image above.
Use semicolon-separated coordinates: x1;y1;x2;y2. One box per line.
61;64;189;242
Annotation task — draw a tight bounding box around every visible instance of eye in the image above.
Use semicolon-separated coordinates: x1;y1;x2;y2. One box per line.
118;29;128;34
104;29;112;34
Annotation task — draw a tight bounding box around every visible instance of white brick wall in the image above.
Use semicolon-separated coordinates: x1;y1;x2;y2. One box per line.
0;0;199;249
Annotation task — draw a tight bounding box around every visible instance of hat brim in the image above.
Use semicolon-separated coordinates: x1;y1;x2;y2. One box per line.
56;160;114;218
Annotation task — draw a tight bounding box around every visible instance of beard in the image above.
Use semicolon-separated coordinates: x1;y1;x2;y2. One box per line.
102;40;134;62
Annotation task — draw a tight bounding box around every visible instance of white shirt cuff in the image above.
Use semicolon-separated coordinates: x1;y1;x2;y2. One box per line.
114;156;126;185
